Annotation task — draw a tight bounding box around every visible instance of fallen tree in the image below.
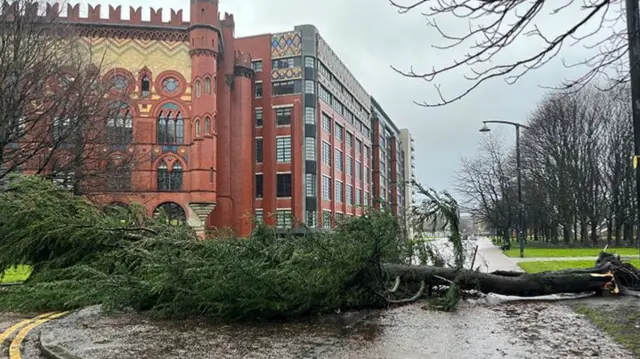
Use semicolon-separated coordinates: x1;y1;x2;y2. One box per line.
0;175;638;321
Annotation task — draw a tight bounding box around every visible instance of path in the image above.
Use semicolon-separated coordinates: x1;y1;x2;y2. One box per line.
0;312;68;359
513;255;639;262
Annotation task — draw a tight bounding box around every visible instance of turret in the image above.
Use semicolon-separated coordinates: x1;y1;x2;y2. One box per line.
188;0;221;235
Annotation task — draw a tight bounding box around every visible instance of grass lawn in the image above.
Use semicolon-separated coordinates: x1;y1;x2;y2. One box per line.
519;259;640;273
504;247;640;258
0;265;31;284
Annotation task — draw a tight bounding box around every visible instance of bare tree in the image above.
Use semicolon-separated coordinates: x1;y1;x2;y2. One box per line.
390;0;628;106
0;0;137;195
455;134;517;245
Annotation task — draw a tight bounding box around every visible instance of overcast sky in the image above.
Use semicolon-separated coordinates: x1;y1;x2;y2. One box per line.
80;0;620;193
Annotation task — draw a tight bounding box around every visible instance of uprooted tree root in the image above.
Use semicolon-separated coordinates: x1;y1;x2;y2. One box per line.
376;251;640;309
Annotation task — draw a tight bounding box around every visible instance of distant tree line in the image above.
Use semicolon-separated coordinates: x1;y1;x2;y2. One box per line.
456;86;637;246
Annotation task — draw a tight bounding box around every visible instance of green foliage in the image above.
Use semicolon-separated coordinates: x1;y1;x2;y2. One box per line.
0;175;406;321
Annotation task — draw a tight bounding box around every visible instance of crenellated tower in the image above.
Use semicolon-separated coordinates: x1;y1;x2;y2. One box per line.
187;0;221;234
230;51;255;236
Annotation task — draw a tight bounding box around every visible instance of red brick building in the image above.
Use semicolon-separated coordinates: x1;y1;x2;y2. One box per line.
18;0;413;237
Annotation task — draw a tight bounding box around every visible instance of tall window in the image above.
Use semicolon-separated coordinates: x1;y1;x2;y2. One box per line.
276;137;292;163
322;175;331;200
346;156;353;177
256;174;263;198
304;80;314;94
255;82;263;98
204;77;211;94
157;160;182;191
346;133;353;147
256;138;264;163
276;209;292;228
304;107;315;125
194;80;201;98
322;113;332;133
306;210;317;227
322;210;332;229
335;149;343;172
305;173;316;196
335;124;344;141
346;184;353;205
204;116;211;134
335;181;343;202
156;103;184;144
195;120;201;136
106;103;133;144
277;173;292;197
141;75;150;98
52;117;72;143
322;141;331;167
305;137;315;161
255;209;264;225
275;107;292;126
107;162;131;191
255;108;263;127
356;160;362;179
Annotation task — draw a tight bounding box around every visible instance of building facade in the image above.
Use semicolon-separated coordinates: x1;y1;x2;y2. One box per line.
399;128;416;239
25;0;413;237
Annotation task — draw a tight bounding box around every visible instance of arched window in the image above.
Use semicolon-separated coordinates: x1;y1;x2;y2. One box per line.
106;160;132;191
141;75;150;98
204;116;210;134
156;103;184;144
157;160;183;191
195;119;201;136
204;77;211;94
153;202;186;226
194;80;201;98
106;102;133;144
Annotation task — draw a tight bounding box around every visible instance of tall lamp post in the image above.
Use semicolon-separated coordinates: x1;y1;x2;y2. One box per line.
479;120;531;258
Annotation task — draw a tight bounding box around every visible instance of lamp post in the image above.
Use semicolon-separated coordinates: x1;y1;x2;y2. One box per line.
479;120;531;258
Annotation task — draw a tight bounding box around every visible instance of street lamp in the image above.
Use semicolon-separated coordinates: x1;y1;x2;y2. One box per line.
479;120;531;258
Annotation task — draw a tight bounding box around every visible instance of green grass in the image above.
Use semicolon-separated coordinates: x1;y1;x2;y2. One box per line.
504;247;640;258
572;305;640;357
518;259;640;273
0;265;31;284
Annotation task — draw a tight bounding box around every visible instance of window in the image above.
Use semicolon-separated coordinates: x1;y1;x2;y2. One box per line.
322;210;331;229
204;77;211;93
356;160;362;179
335;124;344;141
322;176;331;200
275;107;292;126
272;80;298;95
304;80;314;94
305;173;316;196
346;185;353;205
356;139;362;153
335;149;343;172
346;156;353;177
255;108;263;127
195;119;201;136
255;82;263;98
335;181;343;202
156;103;184;144
204;116;211;133
272;57;300;69
195;80;201;98
276;137;292;163
322;113;332;133
277;173;292;197
276;209;292;228
356;189;362;205
322;141;331;167
346;133;353;147
52;165;74;191
306;210;316;227
304;107;315;125
364;167;369;184
256;138;263;163
106;103;133;144
256;174;263;198
255;209;264;225
364;145;370;159
319;63;330;78
364;192;370;206
162;77;180;94
52;117;72;143
106;162;131;191
153;202;186;225
157;160;182;191
305;137;315;161
141;75;150;98
304;56;315;68
251;60;263;72
318;85;331;103
335;212;344;224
